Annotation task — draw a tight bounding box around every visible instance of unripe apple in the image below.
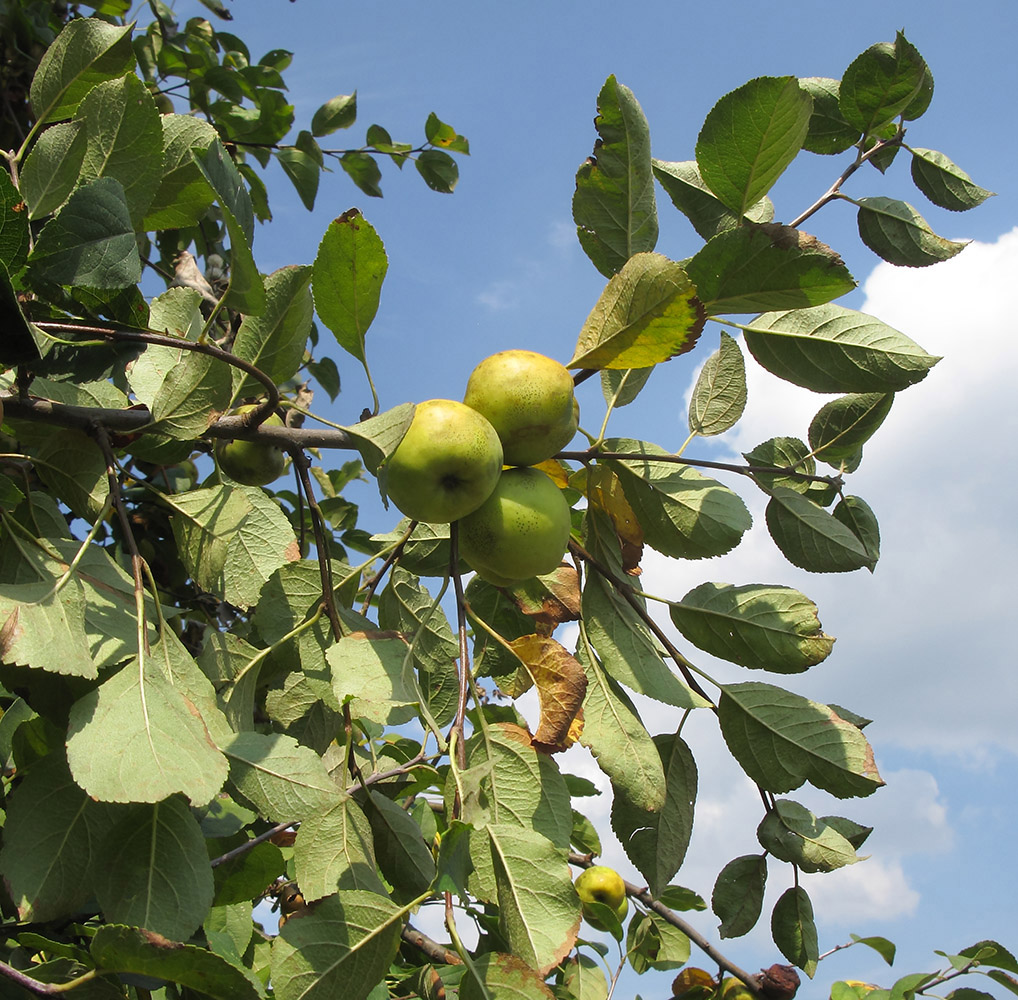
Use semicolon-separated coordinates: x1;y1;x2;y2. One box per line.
384;399;503;524
574;865;629;931
721;977;756;1000
216;406;287;486
457;466;571;586
463;349;578;466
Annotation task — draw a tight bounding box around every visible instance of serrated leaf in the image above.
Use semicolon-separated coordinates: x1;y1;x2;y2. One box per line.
743;303;939;392
342;402;415;476
570;253;705;370
909;148;994;212
572;74;657;277
718;680;884;798
687;225;855;315
757;800;861;872
327;630;419;726
839;33;930;134
712;855;767;939
19;122;85;222
832;495;880;571
670;582;834;673
799;78;861;155
311;93;357;135
808;393;893;466
12;422;108;520
460;952;556;1000
363;788;437;903
269;891;403;1000
94;796;214;940
144;114;218;229
765;487;873;573
772;886;818;976
149;350;232;439
28;177;141;288
652;159;773;241
688;331;747;435
856;197;967;267
695;76;812;216
312;209;388;365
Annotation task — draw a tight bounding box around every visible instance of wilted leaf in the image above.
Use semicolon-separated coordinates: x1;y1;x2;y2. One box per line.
508;635;587;752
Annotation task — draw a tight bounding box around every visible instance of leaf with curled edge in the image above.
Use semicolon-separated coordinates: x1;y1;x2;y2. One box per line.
508;635;587;753
507;563;581;635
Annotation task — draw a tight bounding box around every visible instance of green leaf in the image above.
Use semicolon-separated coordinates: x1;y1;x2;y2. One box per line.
278;130;323;211
718;680;884;798
340;151;383;197
327;631;419;726
65;647;229;805
601;366;654;409
93;795;214;940
312;209;388;365
851;934;897;966
839;32;930;134
487;824;579;975
611;733;696;897
652;159;773;241
572;75;657;277
695;76;812;216
29;17;135;124
0;751;126;921
808;392;893;466
765;487;874;573
909;148;995;212
743;303;940;393
757;800;861;872
798;78;861;155
669;582;835;673
221;731;343;822
461;952;556;1000
750;436;837;502
212;840;285;906
311;93;357;135
561;954;609;1000
363;788;437;903
0;261;41;364
91;925;260;1000
269;891;403;1000
149;351;232;440
832;495;880;571
77;74;163;226
143;114;218;230
28;177;141;288
686;225;855;315
856;197;967;267
20;121;87;221
14;422;108;519
601;438;752;560
772;886;818;976
0;169;28;275
626;911;691;973
415;149;459;192
231;264;314;399
342;403;415;476
688;331;747;436
424;111;469;153
712;854;767;939
570;253;705;370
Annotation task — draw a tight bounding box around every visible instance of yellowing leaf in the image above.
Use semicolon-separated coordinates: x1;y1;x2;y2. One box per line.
508;635;588;752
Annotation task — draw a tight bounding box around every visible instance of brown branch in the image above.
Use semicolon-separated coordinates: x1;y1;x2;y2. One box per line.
401;923;462;965
0;960;76;996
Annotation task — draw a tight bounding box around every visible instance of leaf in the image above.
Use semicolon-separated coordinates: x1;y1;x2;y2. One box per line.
0;262;40;364
340;151;383;197
311;92;357;135
415;149;459;193
342;402;415;476
572;75;657;277
221;731;343;822
695;77;812;216
712;855;767;939
688;331;747;436
772;887;819;976
312;209;388;365
570;253;705;370
743;303;939;393
652;159;773;241
269;891;403;1000
231;264;314;399
856;197;967;267
143;114;219;229
212;841;285;907
18;122;84;222
278;130;323;211
77;74;163;226
487;824;580;974
561;954;609;1000
0;751;126;921
327;630;419;726
93;796;214;940
149;351;232;440
363;788;437;902
611;733;696;896
909;148;994;212
686;225;856;315
798;78;861;155
808;393;893;467
28;177;141;289
757;800;861;872
626;911;691;973
839;32;930;134
29;17;135;124
601;366;654;409
833;495;880;571
601;438;751;560
424;111;469;153
507;635;587;752
851;934;897;966
460;952;556;1000
91;925;260;1000
718;680;884;798
669;582;835;673
765;487;874;573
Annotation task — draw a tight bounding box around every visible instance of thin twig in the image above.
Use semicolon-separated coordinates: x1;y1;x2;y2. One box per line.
359;520;416;615
401;923;462;966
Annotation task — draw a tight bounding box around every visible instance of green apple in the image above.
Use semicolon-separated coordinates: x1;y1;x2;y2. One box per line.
384;399;503;524
574;865;629;930
463;349;578;466
458;466;571;585
216;406;287;486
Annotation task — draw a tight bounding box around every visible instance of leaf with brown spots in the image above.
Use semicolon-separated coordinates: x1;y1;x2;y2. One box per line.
508;635;587;753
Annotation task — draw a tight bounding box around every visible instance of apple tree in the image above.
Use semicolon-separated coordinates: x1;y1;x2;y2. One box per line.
0;3;1013;999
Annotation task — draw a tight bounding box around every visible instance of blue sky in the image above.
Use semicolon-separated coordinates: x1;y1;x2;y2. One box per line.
213;0;1017;992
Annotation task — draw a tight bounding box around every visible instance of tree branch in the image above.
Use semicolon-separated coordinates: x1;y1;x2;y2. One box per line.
401;923;463;966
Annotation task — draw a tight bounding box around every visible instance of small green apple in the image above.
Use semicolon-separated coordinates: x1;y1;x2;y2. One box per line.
463;349;578;466
384;399;503;524
216;406;287;486
574;865;629;930
457;466;572;586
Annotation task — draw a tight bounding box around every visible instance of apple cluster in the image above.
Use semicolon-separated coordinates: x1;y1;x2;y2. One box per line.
385;350;578;586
